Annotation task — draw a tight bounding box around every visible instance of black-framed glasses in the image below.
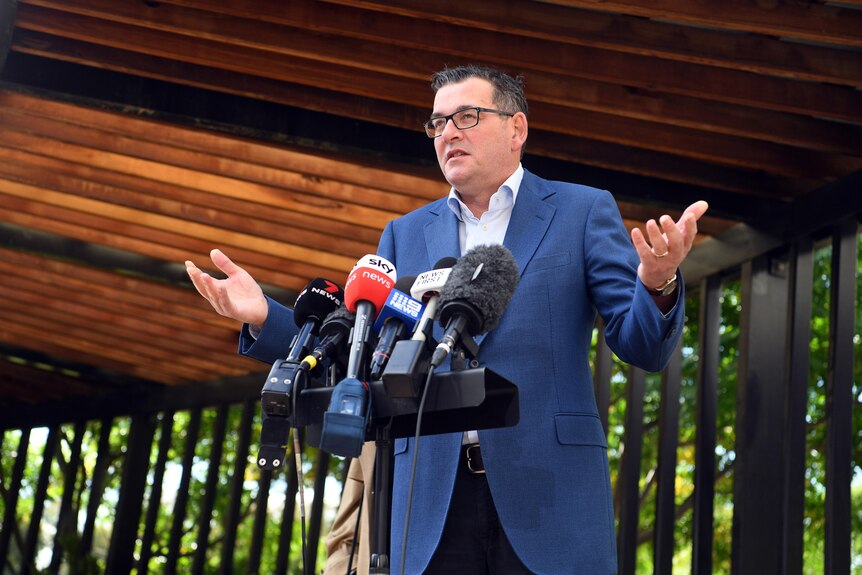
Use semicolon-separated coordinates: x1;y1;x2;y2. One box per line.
423;107;515;138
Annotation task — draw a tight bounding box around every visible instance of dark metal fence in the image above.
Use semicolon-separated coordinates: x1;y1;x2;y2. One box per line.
1;219;859;575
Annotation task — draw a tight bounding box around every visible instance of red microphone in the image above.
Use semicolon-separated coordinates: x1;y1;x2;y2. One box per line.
342;254;397;379
344;254;397;314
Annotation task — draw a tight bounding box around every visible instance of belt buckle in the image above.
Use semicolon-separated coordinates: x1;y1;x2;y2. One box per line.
465;444;485;475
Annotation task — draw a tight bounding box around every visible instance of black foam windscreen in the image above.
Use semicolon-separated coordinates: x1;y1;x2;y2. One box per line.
394;275;417;293
319;305;355;338
434;257;458;269
293;278;344;326
437;244;519;333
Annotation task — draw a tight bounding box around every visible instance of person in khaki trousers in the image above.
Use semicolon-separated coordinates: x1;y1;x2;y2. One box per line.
323;443;376;575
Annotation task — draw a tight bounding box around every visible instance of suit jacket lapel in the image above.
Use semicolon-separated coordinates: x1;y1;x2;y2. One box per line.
503;170;556;277
423;200;461;268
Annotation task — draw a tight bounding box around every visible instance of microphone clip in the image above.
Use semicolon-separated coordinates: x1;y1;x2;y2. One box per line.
261;359;303;419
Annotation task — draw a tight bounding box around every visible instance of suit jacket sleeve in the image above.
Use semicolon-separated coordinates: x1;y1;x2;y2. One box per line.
584;190;684;372
237;295;300;364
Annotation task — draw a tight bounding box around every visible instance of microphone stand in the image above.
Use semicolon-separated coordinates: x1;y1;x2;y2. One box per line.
369;421;394;574
290;323;520;575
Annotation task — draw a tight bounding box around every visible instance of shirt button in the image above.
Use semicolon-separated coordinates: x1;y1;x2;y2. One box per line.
482;224;488;231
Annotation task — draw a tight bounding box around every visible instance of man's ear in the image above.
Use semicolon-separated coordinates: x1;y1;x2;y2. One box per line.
511;112;528;153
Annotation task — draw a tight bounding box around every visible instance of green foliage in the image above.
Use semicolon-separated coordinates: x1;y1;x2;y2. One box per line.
1;235;859;575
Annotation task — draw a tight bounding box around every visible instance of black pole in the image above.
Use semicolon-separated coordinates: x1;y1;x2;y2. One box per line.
370;428;393;574
0;0;17;75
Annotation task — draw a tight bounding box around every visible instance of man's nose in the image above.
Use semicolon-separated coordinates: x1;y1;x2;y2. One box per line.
440;117;461;140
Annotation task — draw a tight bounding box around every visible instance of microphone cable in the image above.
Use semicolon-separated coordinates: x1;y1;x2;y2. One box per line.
345;484;364;575
293;427;309;575
290;364;314;575
398;364;437;575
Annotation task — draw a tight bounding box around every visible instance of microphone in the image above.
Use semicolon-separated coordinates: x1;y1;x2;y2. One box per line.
286;278;345;362
298;306;356;373
410;257;458;343
343;254;397;379
369;276;424;381
379;257;456;398
261;278;344;418
320;254;396;458
257;277;343;470
430;244;519;368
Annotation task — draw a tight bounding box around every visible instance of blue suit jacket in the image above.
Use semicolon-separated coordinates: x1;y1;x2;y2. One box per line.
240;170;684;574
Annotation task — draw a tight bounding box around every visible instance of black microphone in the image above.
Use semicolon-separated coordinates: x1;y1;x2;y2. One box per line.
430;245;519;368
261;278;344;419
258;278;344;469
286;278;345;362
298;306;356;373
369;276;424;381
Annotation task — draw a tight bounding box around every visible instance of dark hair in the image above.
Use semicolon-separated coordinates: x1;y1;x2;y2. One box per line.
431;65;528;119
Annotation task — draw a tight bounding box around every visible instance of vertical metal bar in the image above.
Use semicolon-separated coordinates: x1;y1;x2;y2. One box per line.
247;470;273;575
594;319;613;436
275;434;301;575
192;406;229;575
165;408;203;575
0;427;30;567
20;425;59;575
824;218;857;575
306;447;331;575
80;418;112;558
220;401;255;575
654;340;682;575
50;421;86;573
138;411;176;574
0;0;18;74
782;238;813;575
692;275;721;575
732;253;790;574
617;366;645;575
105;414;157;575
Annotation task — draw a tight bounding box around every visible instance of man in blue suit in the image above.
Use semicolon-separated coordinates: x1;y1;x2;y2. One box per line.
187;65;707;574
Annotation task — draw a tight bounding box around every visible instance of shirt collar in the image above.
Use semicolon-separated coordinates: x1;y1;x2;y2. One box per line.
446;164;523;221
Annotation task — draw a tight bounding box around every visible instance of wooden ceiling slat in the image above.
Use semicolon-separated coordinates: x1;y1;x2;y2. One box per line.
14;4;432;105
9;6;859;189
0;145;382;251
0;267;245;363
0;88;447;201
533;0;862;48
522;77;862;159
0;174;361;275
0;105;421;222
0;379;65;404
159;0;862;86
0;246;240;331
0;115;736;242
15;3;862;122
0;323;186;385
6;80;854;183
526;131;819;200
15;23;860;164
10;29;431;133
0;292;236;379
528;103;862;178
0;361;103;398
0;109;412;230
330;0;862;49
0;196;333;293
7;33;830;199
0;127;399;233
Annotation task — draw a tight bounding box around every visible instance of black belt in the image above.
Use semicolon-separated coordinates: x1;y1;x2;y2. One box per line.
461;443;485;474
